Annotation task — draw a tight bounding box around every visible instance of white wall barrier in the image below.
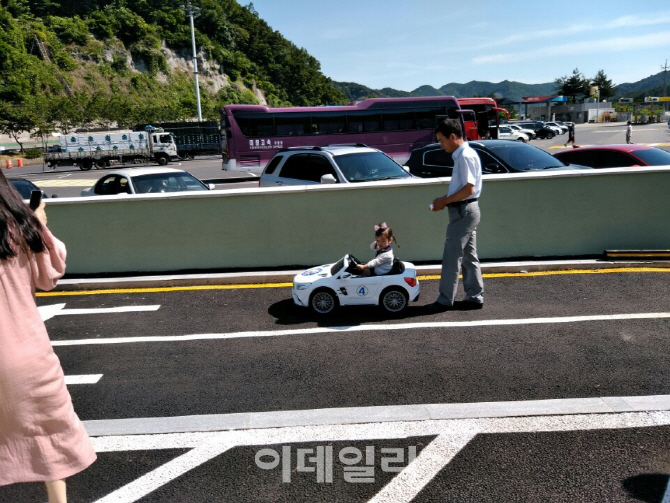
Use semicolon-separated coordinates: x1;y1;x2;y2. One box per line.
45;168;670;275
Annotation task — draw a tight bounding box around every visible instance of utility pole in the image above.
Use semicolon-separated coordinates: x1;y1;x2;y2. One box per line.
185;1;202;121
662;59;669;112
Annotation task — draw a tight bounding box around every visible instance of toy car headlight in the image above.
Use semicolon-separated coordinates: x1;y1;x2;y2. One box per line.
295;283;310;291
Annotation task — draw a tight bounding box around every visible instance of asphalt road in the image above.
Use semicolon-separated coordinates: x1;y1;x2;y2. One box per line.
4;122;670;198
2;268;669;502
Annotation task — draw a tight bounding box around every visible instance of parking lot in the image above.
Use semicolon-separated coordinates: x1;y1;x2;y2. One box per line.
3;121;670;198
2;267;669;502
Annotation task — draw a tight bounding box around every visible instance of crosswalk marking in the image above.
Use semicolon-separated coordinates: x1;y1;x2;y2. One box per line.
87;409;670;503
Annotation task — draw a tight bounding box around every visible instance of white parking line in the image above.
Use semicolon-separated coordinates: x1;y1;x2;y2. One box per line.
50;311;670;346
64;374;103;385
40;303;161;321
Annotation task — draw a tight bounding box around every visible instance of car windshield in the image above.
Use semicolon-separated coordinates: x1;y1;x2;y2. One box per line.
331;257;346;275
132;172;208;193
9;180;35;199
476;142;567;171
333;152;411;182
629;148;670;166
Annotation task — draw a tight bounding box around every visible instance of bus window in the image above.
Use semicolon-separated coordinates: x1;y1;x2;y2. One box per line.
313;112;346;134
415;106;451;129
381;110;415;131
275;113;311;136
347;111;380;133
233;113;274;137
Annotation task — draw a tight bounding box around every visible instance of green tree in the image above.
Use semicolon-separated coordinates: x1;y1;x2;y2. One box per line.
554;68;589;103
590;69;615;101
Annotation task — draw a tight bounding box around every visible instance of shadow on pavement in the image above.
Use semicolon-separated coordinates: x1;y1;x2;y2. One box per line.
622;473;669;502
268;298;483;327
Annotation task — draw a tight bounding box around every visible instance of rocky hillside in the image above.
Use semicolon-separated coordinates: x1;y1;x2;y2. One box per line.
0;0;347;137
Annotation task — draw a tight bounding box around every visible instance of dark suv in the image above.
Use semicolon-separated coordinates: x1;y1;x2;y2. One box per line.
405;140;591;177
259;144;413;187
517;122;556;139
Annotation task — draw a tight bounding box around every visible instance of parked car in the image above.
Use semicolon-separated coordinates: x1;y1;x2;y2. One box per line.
517;122;556;139
292;254;420;314
80;167;214;196
553;144;670;168
259;144;413;187
545;121;568;134
496;126;529;142
8;178;53;200
405;140;592;178
508;124;537;139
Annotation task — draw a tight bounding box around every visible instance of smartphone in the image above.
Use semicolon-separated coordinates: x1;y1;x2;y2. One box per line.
29;190;43;211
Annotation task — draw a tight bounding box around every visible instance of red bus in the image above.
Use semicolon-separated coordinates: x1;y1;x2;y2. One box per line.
457;97;509;141
220;96;499;173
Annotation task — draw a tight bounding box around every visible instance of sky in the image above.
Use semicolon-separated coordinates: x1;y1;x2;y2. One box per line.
248;0;670;92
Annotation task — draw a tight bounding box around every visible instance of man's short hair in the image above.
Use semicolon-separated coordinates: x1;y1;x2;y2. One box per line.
435;119;463;139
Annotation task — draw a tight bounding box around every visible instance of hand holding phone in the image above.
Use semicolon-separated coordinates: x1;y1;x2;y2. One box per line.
29;190;43;211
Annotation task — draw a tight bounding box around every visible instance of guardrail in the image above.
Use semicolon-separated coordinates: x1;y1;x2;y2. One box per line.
44;167;670;275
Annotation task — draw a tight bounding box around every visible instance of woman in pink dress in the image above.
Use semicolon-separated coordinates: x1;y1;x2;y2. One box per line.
0;170;96;502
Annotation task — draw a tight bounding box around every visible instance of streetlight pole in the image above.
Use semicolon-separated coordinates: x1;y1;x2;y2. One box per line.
185;2;202;121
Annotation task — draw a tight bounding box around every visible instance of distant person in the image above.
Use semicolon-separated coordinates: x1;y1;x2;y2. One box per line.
426;119;484;312
564;123;575;147
356;222;395;276
0;169;96;503
626;121;633;144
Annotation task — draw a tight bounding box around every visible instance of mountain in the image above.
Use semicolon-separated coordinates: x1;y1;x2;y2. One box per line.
614;72;669;100
334;80;557;102
335;73;670;103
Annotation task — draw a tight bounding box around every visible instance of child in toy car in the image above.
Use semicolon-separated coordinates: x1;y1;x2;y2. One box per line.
355;222;395;277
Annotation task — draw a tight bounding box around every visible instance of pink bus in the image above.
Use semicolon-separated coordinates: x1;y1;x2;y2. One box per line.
220;96;468;173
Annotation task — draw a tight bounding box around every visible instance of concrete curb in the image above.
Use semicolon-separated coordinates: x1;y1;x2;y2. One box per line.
54;259;670;291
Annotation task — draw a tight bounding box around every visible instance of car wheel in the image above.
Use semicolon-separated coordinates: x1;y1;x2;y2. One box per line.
546;132;554;139
157;155;169;165
516;137;526;143
80;159;93;171
380;287;408;313
310;288;338;314
95;159;108;169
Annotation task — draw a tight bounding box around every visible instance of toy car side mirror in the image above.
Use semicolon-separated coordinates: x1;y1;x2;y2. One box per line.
320;174;337;184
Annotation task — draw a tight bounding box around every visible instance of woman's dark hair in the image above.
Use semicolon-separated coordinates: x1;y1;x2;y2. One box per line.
0;169;46;259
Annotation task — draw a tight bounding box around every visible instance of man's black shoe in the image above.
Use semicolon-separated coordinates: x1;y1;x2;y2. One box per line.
457;300;484;310
425;301;453;312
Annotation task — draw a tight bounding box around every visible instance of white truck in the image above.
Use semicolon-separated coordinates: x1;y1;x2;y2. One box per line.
44;129;179;170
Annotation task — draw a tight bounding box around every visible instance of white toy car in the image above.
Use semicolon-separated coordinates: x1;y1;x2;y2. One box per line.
292;254;421;314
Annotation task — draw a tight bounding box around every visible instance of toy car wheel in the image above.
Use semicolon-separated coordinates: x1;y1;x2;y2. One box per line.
310;288;338;314
380;287;408;313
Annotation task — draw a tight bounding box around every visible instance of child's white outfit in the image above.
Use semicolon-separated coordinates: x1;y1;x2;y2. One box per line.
366;242;394;275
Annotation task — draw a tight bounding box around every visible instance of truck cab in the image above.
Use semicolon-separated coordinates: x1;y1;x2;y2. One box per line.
150;132;179;164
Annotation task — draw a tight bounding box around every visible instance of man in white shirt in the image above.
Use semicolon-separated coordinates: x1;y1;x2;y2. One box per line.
426;119;484;311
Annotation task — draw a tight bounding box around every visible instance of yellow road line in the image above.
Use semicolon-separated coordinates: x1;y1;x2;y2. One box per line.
33;179;95;187
35;267;670;297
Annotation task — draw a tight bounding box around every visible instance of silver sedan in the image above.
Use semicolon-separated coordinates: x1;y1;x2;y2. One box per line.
81;167;213;196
